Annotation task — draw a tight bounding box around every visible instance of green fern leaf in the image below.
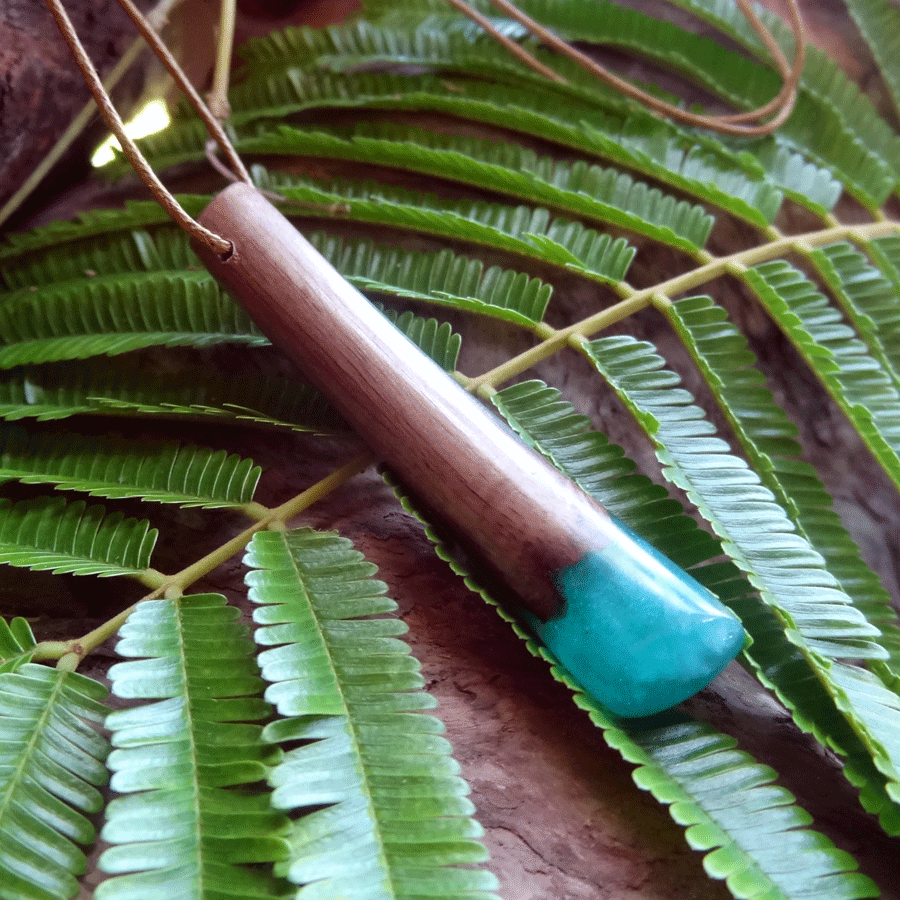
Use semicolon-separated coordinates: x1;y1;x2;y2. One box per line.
585;336;900;813
0;664;109;900
245;527;500;900
746;142;842;216
663;294;900;671
0;201;198;272
354;0;889;209
254;13;841;214
502;0;897;207
384;431;878;896
257;168;635;284
240;123;712;253
310;233;552;326
809;242;900;392
0;616;37;672
218;68;784;224
0;496;156;577
490;378;900;836
744;261;900;492
830;0;900;120
98;593;290;899
593;711;876;900
0;361;341;433
0;426;260;509
664;0;900;185
584;334;882;659
0;272;265;368
381;310;460;370
2;212;552;331
230;15;846;218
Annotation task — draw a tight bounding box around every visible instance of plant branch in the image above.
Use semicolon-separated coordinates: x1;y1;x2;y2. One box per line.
37;451;372;670
467;218;900;390
207;0;237;120
27;210;900;672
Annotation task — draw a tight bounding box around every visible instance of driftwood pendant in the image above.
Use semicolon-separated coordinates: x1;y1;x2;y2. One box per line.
194;183;745;717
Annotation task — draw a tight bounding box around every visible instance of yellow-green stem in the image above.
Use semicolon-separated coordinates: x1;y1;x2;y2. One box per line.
44;451;371;669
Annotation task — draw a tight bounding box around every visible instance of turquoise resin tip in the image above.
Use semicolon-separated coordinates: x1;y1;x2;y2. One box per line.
533;522;746;718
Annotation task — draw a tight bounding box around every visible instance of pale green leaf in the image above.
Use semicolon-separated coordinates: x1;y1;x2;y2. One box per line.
245;528;500;900
99;594;290;899
744;261;900;493
0;616;37;672
0;664;108;900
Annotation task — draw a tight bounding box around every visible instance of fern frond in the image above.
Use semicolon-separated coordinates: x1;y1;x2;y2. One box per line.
351;0;893;208
0;303;460;430
664;0;900;185
595;710;876;899
663;294;900;672
240;124;712;254
310;233;551;327
0;616;36;672
585;334;881;659
0;361;342;432
232;16;841;216
831;1;900;121
0;664;109;900
382;310;460;370
98;593;289;899
501;0;898;207
491;378;900;835
809;242;900;392
0;426;260;509
868;236;900;297
0;497;156;577
746;142;842;217
219;71;784;224
0;272;265;368
385;417;878;897
2;211;552;330
744;261;900;492
585;336;900;817
0;199;204;270
258;169;635;284
245;528;500;900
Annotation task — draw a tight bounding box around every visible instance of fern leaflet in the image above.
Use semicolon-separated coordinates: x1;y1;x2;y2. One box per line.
0;664;109;900
245;527;500;900
99;594;290;898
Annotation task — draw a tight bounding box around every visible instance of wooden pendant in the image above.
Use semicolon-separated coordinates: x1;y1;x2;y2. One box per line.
193;183;745;718
194;183;615;619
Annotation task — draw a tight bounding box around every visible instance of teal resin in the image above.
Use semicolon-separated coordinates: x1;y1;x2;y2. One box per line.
532;521;746;718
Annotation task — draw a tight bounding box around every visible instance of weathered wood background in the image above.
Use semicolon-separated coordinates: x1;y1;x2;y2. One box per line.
1;1;899;897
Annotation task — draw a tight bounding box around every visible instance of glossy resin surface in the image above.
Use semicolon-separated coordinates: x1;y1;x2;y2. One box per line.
533;521;746;718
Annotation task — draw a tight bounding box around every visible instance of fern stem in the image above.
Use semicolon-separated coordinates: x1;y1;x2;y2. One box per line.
55;601;142;671
37;452;373;670
239;500;272;521
467;218;900;390
208;0;237;120
146;452;372;595
137;568;169;589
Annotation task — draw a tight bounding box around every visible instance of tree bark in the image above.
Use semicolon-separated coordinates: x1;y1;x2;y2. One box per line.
0;0;152;220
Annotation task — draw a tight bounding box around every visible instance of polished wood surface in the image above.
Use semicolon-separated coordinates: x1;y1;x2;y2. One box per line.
195;183;621;619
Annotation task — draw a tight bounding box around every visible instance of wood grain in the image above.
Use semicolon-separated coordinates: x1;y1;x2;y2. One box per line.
194;182;624;619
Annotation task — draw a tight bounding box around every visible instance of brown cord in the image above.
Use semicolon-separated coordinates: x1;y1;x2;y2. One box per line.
113;0;251;183
44;0;806;255
448;0;807;137
41;0;242;254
